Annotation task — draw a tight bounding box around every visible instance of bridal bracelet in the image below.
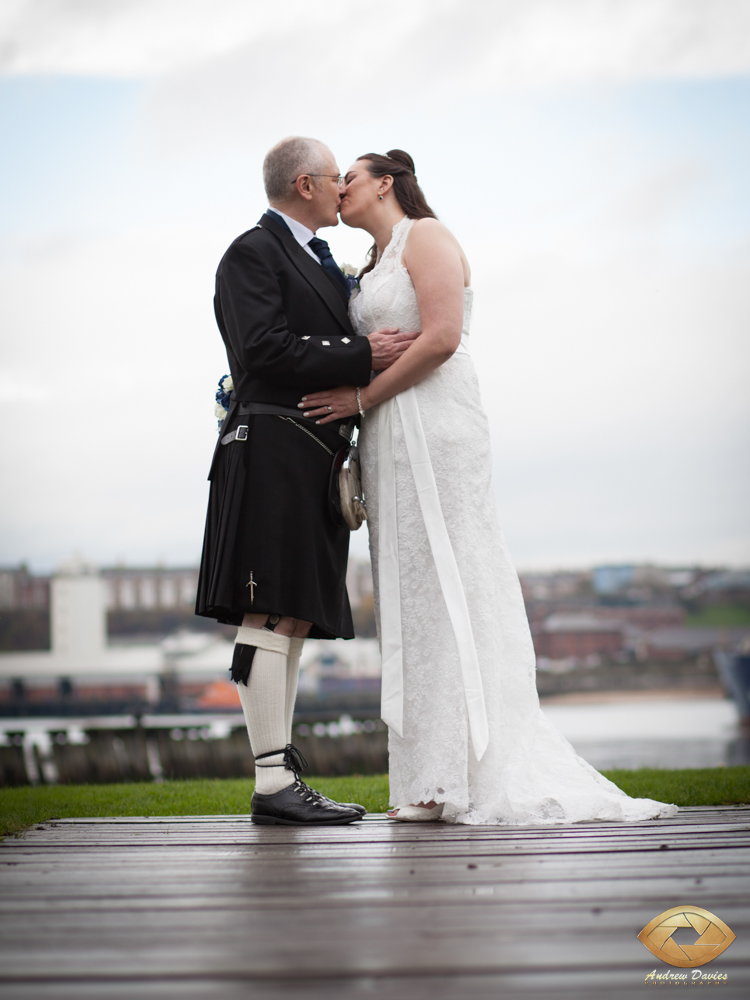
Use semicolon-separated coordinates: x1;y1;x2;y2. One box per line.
355;387;365;418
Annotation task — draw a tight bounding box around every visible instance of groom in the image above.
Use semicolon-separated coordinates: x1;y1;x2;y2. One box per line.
196;136;415;824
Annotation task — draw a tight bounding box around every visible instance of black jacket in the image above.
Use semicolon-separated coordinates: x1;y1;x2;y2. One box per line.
196;212;370;635
215;211;372;405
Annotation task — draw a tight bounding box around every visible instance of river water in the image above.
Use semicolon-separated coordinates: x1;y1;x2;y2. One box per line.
541;696;749;769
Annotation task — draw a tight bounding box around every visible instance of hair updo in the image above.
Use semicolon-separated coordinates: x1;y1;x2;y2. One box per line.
357;149;437;276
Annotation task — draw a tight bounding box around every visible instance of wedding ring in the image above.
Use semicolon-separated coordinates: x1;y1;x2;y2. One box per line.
327;406;333;413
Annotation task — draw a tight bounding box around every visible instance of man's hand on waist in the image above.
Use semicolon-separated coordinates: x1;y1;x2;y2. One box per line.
367;326;421;371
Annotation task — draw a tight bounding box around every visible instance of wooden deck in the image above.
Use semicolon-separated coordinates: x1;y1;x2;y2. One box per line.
1;807;748;999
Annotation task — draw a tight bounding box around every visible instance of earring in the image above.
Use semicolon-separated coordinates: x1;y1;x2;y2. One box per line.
378;194;383;201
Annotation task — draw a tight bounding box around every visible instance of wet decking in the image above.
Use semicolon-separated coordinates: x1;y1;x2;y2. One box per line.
0;807;748;999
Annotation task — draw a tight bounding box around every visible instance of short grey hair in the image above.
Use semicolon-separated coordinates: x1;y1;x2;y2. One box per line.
263;136;330;204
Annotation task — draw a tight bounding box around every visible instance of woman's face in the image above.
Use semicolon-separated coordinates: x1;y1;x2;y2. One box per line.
338;160;382;229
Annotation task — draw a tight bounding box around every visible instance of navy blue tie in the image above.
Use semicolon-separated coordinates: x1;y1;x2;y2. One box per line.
307;236;351;302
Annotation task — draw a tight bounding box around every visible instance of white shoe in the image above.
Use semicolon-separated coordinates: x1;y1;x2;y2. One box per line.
387;803;444;822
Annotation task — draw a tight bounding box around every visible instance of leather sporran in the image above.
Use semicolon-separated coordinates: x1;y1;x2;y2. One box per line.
329;445;367;530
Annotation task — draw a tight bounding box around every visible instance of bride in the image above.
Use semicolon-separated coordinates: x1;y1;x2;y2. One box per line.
299;149;677;825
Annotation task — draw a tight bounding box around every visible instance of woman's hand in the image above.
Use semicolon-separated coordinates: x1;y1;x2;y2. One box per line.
298;385;360;425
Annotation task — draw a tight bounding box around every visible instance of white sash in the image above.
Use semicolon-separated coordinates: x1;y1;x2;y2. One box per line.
376;335;489;760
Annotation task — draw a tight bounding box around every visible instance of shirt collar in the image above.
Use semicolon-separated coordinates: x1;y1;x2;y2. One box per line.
268;207;315;249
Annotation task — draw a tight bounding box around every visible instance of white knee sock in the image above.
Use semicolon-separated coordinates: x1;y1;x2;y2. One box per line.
285;637;305;744
234;627;293;795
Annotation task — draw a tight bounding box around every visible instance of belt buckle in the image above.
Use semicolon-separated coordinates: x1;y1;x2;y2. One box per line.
235;425;249;441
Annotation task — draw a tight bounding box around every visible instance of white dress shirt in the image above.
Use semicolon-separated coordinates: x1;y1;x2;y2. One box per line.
265;206;354;352
267;207;321;263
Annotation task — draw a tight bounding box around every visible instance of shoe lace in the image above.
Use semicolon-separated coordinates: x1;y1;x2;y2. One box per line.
281;743;309;775
279;745;320;803
291;776;321;803
285;746;343;807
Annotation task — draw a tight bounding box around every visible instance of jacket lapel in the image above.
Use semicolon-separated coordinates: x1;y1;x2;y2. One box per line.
259;212;352;333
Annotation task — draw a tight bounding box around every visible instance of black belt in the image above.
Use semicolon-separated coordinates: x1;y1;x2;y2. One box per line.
221;402;353;447
237;401;311;419
221;425;249;445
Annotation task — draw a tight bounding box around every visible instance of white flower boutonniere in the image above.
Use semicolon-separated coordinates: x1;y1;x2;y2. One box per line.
340;263;360;294
214;374;234;428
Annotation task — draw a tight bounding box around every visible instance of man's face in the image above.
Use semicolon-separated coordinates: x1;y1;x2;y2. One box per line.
310;149;343;229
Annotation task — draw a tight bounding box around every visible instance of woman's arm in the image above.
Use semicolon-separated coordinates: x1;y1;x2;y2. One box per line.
361;219;467;407
299;218;468;424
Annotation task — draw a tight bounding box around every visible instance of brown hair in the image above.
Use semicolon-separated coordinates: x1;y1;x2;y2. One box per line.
356;149;437;276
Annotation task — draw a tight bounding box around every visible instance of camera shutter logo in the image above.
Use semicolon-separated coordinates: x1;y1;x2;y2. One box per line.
638;906;735;968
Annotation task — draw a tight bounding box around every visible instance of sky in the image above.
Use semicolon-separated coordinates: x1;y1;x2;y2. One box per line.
1;0;749;573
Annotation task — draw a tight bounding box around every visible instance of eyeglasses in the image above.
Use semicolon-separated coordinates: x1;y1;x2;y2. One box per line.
291;174;345;187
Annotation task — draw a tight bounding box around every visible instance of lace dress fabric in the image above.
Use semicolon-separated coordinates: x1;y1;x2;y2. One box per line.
349;217;677;825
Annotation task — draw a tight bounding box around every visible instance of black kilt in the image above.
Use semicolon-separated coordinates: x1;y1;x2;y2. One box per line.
196;413;354;640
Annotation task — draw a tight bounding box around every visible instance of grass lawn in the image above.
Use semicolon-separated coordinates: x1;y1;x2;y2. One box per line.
685;605;750;627
603;767;750;808
0;775;389;837
1;768;748;837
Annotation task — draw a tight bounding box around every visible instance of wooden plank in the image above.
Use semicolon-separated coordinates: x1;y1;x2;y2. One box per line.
40;804;750;819
13;830;749;850
0;903;747;979
3;970;748;1000
0;905;684;932
3;847;749;876
1;855;745;893
26;809;750;829
19;823;750;844
5;978;749;1000
19;808;750;831
12;817;750;845
3;852;748;887
1;872;747;908
7;839;745;860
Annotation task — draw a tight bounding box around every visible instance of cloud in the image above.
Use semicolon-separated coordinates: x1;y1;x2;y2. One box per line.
0;222;229;568
2;0;749;85
600;161;714;228
0;0;325;76
456;0;750;88
469;246;750;569
131;0;750;162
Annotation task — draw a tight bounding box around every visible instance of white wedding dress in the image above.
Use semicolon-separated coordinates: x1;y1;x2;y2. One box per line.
350;216;677;825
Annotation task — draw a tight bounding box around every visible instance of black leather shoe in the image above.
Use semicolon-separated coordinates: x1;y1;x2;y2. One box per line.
251;778;361;826
336;800;366;816
312;792;366;816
